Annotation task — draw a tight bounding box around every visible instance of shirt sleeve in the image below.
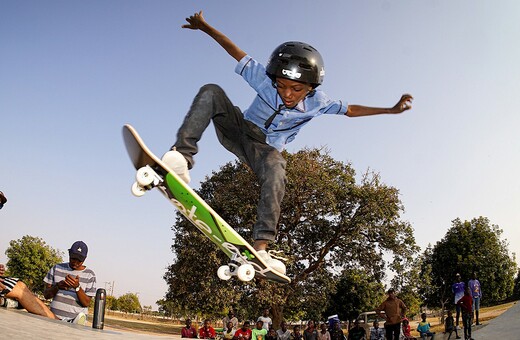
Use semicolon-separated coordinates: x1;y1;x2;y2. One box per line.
43;266;55;285
235;55;270;93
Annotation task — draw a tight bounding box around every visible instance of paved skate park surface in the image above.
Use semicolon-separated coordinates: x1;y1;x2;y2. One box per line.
0;308;181;339
1;301;519;339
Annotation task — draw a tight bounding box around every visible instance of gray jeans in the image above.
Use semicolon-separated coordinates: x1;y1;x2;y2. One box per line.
173;84;287;241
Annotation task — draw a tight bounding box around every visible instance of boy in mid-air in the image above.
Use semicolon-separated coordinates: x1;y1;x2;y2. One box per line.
163;11;413;274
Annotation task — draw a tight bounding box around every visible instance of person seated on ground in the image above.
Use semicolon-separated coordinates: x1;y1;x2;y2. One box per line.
319;323;331;340
253;320;268;340
304;320;318;340
347;320;366;340
417;313;435;340
329;322;345;340
43;240;96;325
182;318;198;338
277;321;291;340
401;319;416;340
234;320;253;340
223;321;238;340
224;310;240;330
199;319;217;339
0;263;56;319
266;327;278;340
444;310;460;340
290;325;303;340
369;320;385;340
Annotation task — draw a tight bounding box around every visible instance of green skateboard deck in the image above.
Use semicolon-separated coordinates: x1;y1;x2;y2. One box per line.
122;124;290;284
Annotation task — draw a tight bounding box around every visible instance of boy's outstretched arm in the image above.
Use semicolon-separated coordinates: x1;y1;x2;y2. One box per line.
182;10;246;62
346;94;413;117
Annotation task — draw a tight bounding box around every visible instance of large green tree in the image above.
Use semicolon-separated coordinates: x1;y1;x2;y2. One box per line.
163;149;417;325
420;217;516;311
5;235;63;294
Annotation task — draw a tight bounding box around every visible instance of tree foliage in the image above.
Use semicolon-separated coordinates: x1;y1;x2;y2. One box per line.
163;148;418;325
420;217;517;309
326;269;385;322
117;293;142;313
5;235;63;294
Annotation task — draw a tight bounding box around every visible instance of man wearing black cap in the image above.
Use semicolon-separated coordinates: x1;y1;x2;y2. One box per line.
43;241;97;325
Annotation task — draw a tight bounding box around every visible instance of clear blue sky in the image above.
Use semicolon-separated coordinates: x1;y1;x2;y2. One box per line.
1;0;519;309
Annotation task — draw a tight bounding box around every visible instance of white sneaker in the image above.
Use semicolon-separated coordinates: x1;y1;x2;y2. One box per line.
72;312;87;325
257;250;287;275
161;149;191;183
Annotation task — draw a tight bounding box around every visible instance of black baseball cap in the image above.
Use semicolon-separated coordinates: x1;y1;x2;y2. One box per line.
68;241;88;261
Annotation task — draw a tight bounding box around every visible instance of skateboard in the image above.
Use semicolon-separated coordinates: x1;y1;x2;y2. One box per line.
122;124;291;284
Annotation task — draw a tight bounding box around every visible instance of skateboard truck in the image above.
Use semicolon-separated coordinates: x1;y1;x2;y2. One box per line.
131;165;163;197
217;254;255;282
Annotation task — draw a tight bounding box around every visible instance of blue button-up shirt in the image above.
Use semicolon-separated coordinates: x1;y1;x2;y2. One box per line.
235;55;348;151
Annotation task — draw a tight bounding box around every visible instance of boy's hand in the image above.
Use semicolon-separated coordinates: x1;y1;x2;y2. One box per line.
182;10;207;31
390;94;413;113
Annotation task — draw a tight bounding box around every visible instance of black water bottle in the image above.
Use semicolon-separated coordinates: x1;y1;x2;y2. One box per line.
92;288;106;329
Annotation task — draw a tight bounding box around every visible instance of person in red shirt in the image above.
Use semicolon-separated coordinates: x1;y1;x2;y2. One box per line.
199;319;217;339
234;321;253;340
457;287;474;340
182;319;198;338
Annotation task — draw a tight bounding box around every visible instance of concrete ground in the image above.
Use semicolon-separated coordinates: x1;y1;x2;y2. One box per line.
0;308;181;339
1;301;518;339
472;300;519;339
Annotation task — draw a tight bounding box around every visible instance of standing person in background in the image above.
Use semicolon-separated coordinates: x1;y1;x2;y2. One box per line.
375;288;407;340
258;308;273;331
43;240;96;325
451;273;465;328
468;272;482;325
457;287;474;340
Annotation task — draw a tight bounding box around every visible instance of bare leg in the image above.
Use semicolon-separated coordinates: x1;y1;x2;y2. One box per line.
6;281;57;319
253;240;268;251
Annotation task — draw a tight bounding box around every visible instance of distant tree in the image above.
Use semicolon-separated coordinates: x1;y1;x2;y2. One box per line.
512;269;520;301
117;293;142;313
390;256;422;318
156;298;182;319
325;269;385;323
106;295;118;311
163;148;418;326
420;217;516;311
5;235;63;294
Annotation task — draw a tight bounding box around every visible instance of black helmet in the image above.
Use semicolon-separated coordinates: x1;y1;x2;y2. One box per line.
266;41;325;87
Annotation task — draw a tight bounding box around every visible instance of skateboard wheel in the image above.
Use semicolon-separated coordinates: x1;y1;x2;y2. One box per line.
217;265;232;281
136;167;155;187
237;264;255;282
131;182;146;197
